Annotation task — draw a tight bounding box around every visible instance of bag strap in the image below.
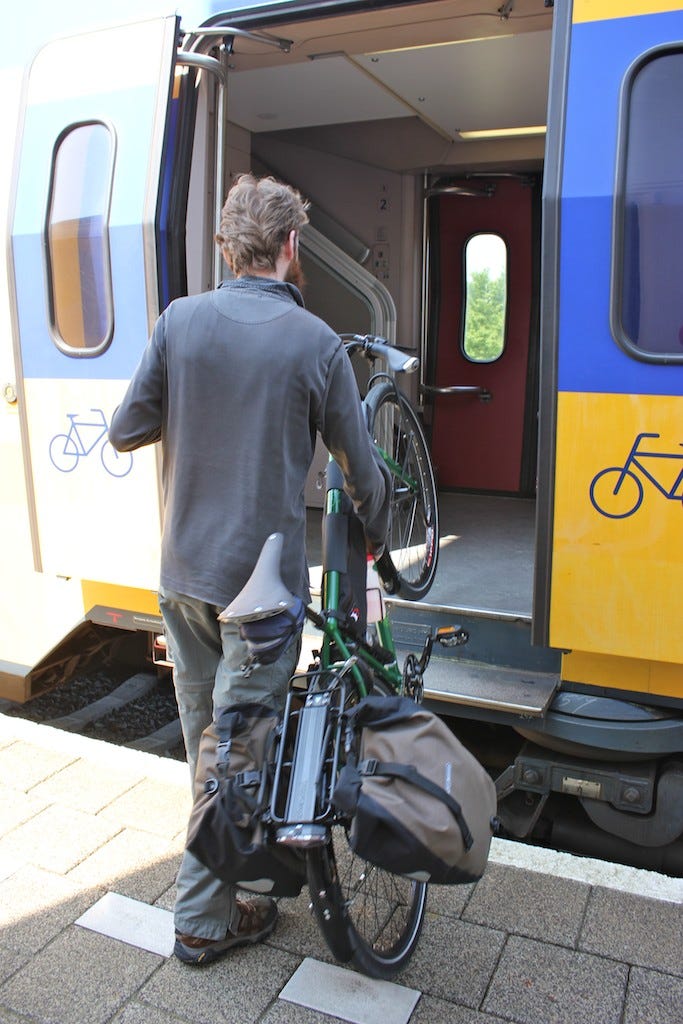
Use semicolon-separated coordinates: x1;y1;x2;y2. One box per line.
358;758;474;851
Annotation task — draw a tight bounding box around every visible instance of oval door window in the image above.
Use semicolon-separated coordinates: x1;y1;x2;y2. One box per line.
45;121;115;355
462;232;507;362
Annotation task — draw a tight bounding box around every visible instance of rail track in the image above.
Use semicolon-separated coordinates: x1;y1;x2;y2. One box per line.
0;661;185;760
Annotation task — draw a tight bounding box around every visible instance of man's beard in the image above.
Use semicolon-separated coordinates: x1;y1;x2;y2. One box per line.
285;256;306;292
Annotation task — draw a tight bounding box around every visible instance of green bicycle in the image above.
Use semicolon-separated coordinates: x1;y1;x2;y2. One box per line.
222;336;463;978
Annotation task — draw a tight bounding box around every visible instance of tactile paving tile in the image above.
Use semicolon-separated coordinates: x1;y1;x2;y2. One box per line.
75;891;174;957
279;957;421;1024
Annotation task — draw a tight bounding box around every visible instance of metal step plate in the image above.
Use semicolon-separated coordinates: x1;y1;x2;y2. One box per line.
422;657;559;716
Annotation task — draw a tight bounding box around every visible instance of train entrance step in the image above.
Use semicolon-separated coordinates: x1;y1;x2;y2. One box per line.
386;599;561;718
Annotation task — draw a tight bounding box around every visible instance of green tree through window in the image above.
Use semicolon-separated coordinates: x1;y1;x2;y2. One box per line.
463;234;507;362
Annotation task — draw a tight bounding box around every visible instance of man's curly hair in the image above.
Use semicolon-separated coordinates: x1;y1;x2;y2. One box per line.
216;174;310;275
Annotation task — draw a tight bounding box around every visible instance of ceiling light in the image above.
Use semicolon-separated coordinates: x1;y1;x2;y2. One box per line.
458;125;546;140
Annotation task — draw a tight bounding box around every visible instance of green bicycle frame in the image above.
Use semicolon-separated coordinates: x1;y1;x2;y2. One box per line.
373;442;419;496
319;456;402;697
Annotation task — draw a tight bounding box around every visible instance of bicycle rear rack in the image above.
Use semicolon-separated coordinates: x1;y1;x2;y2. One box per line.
269;668;350;848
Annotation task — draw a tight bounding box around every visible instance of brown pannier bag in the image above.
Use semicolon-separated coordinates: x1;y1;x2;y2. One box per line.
186;702;305;897
333;696;497;883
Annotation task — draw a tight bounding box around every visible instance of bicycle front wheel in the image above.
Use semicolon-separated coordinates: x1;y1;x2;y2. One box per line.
306;680;428;979
365;380;439;600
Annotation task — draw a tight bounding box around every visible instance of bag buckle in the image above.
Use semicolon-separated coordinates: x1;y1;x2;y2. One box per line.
359;758;379;776
216;739;231;764
234;769;261;789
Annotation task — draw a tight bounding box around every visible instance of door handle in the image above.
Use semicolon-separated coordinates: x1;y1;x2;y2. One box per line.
420;384;492;402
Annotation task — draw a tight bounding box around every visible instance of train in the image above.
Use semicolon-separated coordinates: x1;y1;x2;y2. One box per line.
2;0;682;870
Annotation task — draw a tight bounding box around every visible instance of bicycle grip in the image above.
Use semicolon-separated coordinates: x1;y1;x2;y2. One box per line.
375;549;400;596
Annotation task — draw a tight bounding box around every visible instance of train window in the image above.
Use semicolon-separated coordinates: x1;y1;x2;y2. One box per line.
45;121;115;355
613;47;683;362
462;232;507;362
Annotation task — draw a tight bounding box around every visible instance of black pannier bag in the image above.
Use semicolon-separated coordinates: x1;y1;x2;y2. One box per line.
332;696;498;884
186;702;305;897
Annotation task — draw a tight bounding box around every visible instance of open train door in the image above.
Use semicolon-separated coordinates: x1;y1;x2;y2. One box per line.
9;17;178;589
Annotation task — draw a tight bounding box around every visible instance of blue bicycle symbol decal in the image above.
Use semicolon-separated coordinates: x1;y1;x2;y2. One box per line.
589;432;683;519
49;408;132;478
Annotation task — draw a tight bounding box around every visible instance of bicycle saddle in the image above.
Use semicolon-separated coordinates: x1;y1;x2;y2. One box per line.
219;532;298;623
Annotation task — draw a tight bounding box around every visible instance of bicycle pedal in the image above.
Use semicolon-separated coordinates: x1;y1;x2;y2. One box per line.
436;625;469;648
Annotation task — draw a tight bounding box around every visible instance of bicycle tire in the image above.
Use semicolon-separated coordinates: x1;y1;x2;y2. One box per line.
364;380;439;600
306;679;428;980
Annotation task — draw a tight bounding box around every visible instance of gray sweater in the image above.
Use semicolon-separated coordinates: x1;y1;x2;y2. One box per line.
109;277;389;607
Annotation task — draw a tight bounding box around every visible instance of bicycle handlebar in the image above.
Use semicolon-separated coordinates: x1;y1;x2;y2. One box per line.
340;334;419;375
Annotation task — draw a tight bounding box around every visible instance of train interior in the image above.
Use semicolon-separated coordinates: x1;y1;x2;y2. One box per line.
195;0;553;628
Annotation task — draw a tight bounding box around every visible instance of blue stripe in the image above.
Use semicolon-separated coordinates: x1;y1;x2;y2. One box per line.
558;10;683;396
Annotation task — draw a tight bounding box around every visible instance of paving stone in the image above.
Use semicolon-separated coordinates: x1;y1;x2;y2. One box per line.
1;926;162;1024
0;944;27;986
0;803;120;874
267;892;338;965
579;887;683;976
483;934;628;1024
76;892;174;957
0;741;76;792
261;1000;342;1023
463;862;590;947
398;913;505;1008
0;725;15;748
427;880;475;919
30;757;143;814
138;942;300;1024
0;854;20;885
0;865;96;955
110;1001;196;1024
67;828;180;903
154;883;177;913
0;785;47;834
0;1008;31;1023
280;957;420;1024
98;778;191;838
409;995;509;1023
623;966;683;1024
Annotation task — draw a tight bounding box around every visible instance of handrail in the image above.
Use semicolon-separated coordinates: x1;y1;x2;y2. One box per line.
421;384;492;401
176;51;225;85
181;25;292;54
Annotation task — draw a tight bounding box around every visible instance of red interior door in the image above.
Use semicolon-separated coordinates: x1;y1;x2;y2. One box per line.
429;177;536;493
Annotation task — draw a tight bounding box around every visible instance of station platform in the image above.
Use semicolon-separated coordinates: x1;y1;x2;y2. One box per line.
1;712;681;1024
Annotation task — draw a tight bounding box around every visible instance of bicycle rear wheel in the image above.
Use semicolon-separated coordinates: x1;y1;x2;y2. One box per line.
364;380;439;600
306;680;428;979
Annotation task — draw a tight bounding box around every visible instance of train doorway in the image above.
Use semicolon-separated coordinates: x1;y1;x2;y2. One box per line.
424;176;540;496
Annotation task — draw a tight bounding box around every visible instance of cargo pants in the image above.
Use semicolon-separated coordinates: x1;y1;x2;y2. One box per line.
158;586;300;940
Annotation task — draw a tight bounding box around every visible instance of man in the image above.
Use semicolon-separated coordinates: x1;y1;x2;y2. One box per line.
109;174;390;965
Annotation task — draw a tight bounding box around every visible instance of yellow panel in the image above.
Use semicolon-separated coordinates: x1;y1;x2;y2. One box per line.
550;392;683;665
651;661;683;698
562;650;682;698
574;0;683;22
81;580;160;617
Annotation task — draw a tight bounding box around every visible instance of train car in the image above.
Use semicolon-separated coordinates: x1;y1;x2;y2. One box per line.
2;0;682;868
